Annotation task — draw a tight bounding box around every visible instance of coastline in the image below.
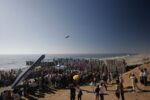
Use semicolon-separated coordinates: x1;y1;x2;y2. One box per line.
0;53;150;99
125;53;150;65
0;53;134;71
0;53;150;71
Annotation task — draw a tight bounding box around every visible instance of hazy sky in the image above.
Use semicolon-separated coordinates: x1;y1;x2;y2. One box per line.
0;0;150;54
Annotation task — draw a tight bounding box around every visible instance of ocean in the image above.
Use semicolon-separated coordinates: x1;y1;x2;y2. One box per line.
0;53;132;70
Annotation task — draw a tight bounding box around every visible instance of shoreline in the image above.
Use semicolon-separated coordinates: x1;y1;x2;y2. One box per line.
0;53;135;71
125;53;150;65
0;53;150;72
1;54;150;99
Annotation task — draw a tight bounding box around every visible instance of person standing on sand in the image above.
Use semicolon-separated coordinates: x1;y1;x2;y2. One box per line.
119;74;124;84
115;80;124;100
95;85;100;100
115;81;120;100
93;77;97;86
120;83;125;100
109;72;113;84
130;73;137;92
143;68;148;86
76;86;83;100
99;83;105;100
70;85;76;100
100;79;107;91
139;69;144;84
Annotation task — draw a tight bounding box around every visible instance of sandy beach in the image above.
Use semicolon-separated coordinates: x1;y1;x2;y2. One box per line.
1;0;149;99
1;54;150;100
125;54;150;65
38;64;150;100
39;85;150;100
24;54;150;100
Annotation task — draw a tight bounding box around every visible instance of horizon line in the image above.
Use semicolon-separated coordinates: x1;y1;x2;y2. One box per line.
0;52;138;55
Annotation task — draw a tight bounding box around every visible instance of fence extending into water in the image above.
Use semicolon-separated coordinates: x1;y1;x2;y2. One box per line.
26;58;127;74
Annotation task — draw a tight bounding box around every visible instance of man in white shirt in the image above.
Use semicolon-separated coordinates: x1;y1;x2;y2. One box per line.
99;83;105;100
130;73;136;91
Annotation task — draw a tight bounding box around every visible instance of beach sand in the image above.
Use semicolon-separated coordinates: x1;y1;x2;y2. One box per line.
1;54;150;100
40;63;150;100
38;53;150;100
125;53;150;65
39;84;150;100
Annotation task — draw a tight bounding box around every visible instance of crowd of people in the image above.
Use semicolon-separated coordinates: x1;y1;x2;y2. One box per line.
128;67;148;92
0;59;149;100
69;73;124;100
0;69;20;87
68;67;149;100
0;65;120;100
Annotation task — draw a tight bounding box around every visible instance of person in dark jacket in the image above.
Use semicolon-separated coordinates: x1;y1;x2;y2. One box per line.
95;85;100;100
77;86;83;100
70;84;76;100
115;80;125;100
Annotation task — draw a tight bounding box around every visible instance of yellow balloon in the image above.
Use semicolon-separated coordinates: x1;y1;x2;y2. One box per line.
73;75;79;81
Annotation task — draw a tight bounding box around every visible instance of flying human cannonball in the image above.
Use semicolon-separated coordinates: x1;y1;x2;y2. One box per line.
73;75;79;81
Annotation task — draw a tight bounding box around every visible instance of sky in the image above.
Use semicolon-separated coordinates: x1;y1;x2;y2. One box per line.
0;0;150;54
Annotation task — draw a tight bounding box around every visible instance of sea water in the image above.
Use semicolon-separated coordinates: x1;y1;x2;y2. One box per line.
0;53;132;70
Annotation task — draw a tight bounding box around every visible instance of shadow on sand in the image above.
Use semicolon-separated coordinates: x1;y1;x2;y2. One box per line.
124;84;150;93
141;90;150;92
146;81;150;86
24;86;57;100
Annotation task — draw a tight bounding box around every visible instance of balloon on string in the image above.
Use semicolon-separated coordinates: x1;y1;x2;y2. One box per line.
73;75;79;81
